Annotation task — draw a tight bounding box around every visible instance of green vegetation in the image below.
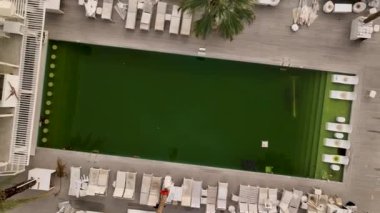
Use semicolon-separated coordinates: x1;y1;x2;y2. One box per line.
180;0;255;40
38;41;351;180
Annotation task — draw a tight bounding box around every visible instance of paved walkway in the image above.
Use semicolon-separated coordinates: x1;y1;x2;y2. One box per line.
7;0;380;212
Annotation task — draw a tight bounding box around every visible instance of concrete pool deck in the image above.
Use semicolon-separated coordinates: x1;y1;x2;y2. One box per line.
8;0;380;212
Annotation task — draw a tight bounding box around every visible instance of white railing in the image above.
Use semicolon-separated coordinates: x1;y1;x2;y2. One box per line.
0;0;45;176
11;0;27;19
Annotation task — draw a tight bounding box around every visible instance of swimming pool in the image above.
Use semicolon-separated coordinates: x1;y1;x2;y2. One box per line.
38;40;352;181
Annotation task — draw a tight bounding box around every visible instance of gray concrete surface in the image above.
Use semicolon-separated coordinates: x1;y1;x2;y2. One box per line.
4;0;380;212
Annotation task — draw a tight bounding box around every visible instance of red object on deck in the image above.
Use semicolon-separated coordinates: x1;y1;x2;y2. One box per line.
160;188;169;196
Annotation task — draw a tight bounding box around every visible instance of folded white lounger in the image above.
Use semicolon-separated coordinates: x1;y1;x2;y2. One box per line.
169;5;181;34
279;190;293;212
180;10;192;36
147;176;162;206
248;186;259;213
256;0;280;6
206;186;217;213
258;187;268;213
140;174;153;205
86;168;100;196
324;138;351;149
326;122;352;133
289;189;303;213
191;180;202;208
217;182;228;210
322;154;349;165
332;74;359;85
125;0;138;29
330;90;357;101
181;178;193;207
268;188;279;212
155;1;167;31
96;169;110;195
140;0;154;30
101;0;114;20
123;172;137;199
113;171;126;198
68;166;81;197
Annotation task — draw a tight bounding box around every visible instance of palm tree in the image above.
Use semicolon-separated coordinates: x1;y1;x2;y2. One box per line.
180;0;255;40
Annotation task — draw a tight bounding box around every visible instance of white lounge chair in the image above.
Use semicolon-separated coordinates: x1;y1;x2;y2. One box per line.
239;185;250;203
255;0;280;6
268;188;279;212
140;173;152;205
217;182;228;210
113;171;126;198
333;3;352;13
239;202;249;213
322;154;349;165
125;0;138;29
238;185;251;213
180;10;192;36
96;169;109;195
140;0;154;30
326;122;352;133
114;1;127;20
330;90;357;101
123;172;137;199
86;168;100;196
147;176;162;206
248;186;259;204
206;186;217;213
68;166;81;197
258;188;268;213
84;0;98;18
332;74;359;85
169;5;181;34
191;180;202;208
279;190;292;212
172;186;183;202
181;178;193;207
324;138;351;149
101;0;114;20
288;189;303;213
154;1;167;31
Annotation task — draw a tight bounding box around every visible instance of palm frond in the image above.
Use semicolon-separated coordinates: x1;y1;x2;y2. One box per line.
181;0;255;40
194;12;215;39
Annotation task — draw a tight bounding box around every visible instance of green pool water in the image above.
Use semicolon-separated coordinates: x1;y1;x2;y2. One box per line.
39;40;345;179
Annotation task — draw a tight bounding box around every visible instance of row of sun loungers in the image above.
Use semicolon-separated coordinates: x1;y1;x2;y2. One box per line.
68;167;110;197
326;73;355;170
124;0;192;35
278;189;303;213
113;171;137;199
235;186;303;213
87;168;110;196
68;168;349;212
